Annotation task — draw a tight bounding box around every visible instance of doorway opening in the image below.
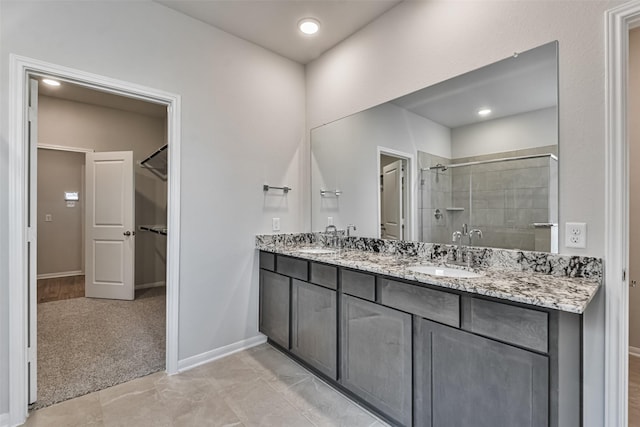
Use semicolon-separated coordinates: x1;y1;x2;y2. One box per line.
8;55;181;425
377;148;414;241
31;79;169;409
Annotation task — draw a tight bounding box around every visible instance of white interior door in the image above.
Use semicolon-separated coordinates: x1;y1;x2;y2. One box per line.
382;160;403;240
85;151;135;300
27;78;38;404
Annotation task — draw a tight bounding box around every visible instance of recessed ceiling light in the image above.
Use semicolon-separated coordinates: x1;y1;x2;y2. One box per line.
477;108;492;117
298;18;320;35
42;78;61;87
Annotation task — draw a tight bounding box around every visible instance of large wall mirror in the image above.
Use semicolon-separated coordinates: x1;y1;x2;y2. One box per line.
311;41;558;252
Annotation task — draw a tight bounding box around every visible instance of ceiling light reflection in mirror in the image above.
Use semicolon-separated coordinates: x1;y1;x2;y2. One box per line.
311;41;558;252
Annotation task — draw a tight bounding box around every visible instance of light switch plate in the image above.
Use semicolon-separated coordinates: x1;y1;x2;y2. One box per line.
45;214;52;222
272;217;280;232
565;222;587;248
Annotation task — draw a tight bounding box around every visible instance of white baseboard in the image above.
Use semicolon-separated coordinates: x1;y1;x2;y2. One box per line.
37;270;83;280
135;281;166;290
630;346;640;358
177;335;267;372
0;412;8;427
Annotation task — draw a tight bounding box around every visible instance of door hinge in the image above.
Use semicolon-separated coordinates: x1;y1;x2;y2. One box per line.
624;269;627;281
27;227;36;243
28;106;35;122
27;345;36;363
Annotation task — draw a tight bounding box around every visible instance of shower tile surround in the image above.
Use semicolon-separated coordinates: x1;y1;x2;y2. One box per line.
256;233;601;314
419;146;559;251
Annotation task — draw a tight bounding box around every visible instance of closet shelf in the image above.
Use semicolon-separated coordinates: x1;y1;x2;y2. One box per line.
140;144;167;179
138;225;167;236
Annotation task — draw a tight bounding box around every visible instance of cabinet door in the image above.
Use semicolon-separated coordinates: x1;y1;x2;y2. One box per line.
259;270;290;349
341;295;412;426
415;318;549;427
291;279;337;379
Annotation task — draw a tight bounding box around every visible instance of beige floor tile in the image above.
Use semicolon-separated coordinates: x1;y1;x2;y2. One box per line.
240;345;310;392
281;376;385;427
26;343;386;427
183;353;262;394
24;392;103;427
223;377;314;426
155;373;243;427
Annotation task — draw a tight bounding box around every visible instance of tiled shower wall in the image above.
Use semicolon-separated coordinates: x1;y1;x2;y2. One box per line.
419;146;558;251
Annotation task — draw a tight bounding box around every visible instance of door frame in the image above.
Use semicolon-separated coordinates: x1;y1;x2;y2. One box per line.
8;54;182;426
605;2;640;426
376;147;416;241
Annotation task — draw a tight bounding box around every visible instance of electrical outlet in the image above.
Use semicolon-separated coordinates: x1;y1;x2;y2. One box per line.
272;217;280;232
45;214;52;222
565;222;587;248
327;217;334;226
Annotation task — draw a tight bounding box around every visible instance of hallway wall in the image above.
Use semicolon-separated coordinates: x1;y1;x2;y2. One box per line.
38;95;167;286
0;1;306;416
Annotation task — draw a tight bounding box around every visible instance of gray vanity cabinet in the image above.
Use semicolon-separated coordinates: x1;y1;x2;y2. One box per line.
341;294;413;427
291;279;337;379
415;317;549;427
259;270;290;349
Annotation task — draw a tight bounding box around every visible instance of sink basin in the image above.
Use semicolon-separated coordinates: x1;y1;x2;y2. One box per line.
407;265;484;279
297;248;337;255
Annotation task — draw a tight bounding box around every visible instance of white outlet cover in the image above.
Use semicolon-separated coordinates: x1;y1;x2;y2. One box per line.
565;222;587;248
272;217;281;232
327;217;334;226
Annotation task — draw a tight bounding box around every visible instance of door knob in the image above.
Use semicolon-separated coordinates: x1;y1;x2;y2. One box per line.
123;231;131;236
632;280;637;288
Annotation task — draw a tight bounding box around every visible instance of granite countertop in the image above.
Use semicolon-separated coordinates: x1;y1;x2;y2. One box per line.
258;244;602;314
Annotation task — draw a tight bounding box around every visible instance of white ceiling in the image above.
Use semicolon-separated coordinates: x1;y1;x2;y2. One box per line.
391;42;558;128
155;0;403;64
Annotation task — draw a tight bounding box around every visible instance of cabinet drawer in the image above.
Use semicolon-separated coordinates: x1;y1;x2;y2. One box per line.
259;251;275;271
379;278;459;328
463;298;548;353
310;262;337;290
276;255;308;280
341;269;375;301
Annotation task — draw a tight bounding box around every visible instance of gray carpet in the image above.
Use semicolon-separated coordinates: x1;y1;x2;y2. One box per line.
35;287;166;410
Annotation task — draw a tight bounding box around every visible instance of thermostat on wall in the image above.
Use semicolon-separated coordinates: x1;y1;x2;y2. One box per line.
64;191;79;201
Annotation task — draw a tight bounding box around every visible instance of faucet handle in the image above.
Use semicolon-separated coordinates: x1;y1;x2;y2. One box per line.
468;229;483;246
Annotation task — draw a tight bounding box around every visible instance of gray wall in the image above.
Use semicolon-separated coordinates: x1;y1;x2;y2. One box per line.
311;101;450;237
37;149;85;276
451;107;558;158
306;1;620;424
0;1;306;416
39;95;167;286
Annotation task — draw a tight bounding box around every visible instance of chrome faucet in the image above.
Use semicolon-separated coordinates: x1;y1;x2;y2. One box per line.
346;224;357;237
452;230;464;263
451;223;480;267
325;225;339;247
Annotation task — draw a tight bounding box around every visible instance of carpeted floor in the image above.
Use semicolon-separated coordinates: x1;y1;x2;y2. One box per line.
35;287;166;410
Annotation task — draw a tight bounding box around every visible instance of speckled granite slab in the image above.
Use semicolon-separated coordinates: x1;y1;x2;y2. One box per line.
256;233;602;314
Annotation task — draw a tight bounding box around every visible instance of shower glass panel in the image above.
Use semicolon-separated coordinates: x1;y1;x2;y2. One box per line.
420;153;558;252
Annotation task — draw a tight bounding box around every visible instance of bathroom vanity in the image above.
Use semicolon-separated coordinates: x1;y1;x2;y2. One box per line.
256;234;601;427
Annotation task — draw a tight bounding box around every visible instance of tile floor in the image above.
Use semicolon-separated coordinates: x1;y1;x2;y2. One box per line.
24;343;389;427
